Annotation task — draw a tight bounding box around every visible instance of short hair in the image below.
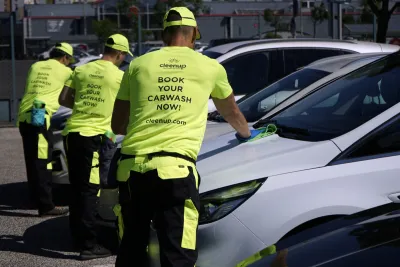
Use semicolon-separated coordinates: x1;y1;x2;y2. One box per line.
49;48;68;60
163;10;194;43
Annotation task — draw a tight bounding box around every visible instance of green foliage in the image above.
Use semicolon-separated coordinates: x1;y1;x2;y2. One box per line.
360;9;374;23
311;3;329;24
93;19;118;43
264;9;273;22
311;3;329;37
264;32;282;39
343;14;355;24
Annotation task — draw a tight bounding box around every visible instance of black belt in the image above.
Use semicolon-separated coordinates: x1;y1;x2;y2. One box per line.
120;151;196;165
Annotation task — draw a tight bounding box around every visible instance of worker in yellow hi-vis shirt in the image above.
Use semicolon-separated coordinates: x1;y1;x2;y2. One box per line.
18;42;74;217
58;34;131;261
111;7;266;267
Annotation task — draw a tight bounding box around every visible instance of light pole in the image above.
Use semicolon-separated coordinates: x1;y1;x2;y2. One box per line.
83;0;87;36
10;11;17;124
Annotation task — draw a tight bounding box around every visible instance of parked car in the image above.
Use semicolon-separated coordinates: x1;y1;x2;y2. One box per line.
205;52;389;140
240;202;400;267
203;38;399;112
191;51;400;266
51;51;400;266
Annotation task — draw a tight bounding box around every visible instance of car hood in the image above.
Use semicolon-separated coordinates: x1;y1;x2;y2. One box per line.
204;122;253;141
197;131;341;193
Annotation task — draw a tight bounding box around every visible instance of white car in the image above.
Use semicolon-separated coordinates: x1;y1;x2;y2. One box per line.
204;39;399;112
204;52;389;140
189;51;400;267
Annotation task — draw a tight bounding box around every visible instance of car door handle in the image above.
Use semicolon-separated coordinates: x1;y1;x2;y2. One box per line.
388;193;400;203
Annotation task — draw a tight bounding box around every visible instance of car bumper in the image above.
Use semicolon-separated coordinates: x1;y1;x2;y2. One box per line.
149;213;266;267
51;130;69;185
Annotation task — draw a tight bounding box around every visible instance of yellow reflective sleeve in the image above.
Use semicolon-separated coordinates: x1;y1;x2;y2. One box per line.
116;69;130;101
210;62;233;100
38;134;48;159
235;245;277;267
47;162;52;170
157;166;190;179
181;199;199;250
97;189;101;197
89;151;100;184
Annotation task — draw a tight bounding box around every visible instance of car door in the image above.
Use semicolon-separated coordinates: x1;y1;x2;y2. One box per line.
282;48;353;75
220;50;284;96
327;114;400;208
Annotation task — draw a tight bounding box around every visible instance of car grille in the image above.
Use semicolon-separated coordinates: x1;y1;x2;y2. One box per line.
52;150;63;172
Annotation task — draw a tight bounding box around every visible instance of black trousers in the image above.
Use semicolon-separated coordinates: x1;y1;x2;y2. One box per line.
116;166;200;267
64;132;103;250
19;121;55;214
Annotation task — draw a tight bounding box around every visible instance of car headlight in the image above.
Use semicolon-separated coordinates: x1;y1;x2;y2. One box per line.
199;178;267;225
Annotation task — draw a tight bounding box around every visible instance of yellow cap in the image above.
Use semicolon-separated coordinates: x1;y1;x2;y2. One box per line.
105;34;133;56
163;7;201;40
54;42;75;63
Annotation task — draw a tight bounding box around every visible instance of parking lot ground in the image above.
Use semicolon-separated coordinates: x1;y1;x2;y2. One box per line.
0;128;118;267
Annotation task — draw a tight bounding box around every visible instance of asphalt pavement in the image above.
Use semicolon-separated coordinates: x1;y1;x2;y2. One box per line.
0;127;117;267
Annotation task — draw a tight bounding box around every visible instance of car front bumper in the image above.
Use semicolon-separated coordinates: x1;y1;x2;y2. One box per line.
149;212;266;267
51;130;70;185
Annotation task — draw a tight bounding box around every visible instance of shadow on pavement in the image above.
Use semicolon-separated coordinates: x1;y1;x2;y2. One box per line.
0;216;119;259
0;216;76;259
0;182;71;217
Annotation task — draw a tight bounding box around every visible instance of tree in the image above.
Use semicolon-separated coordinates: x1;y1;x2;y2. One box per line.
264;9;283;37
310;3;329;38
93;19;118;44
343;14;356;24
367;0;400;43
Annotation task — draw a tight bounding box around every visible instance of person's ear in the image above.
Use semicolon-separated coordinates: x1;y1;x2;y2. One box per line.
191;28;196;43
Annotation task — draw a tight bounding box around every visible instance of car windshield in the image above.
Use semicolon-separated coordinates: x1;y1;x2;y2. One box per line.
202;50;223;59
238;68;331;122
261;52;400;142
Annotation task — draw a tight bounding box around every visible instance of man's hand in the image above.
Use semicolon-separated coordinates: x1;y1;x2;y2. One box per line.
213;93;250;138
58;86;75;109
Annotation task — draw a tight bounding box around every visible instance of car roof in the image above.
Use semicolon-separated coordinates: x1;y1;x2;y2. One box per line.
206;38;399;56
305;52;389;73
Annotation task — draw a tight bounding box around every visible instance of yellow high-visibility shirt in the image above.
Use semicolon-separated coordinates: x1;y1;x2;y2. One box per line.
63;59;124;137
117;46;233;160
18;59;72;123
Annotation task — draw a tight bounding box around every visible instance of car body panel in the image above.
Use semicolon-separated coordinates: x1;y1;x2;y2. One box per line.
246;204;400;267
197;133;341;193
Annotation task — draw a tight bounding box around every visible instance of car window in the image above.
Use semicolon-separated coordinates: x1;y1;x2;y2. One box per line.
222;50;281;95
269;52;400;142
238;68;331;122
344;117;400;159
284;48;353;74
